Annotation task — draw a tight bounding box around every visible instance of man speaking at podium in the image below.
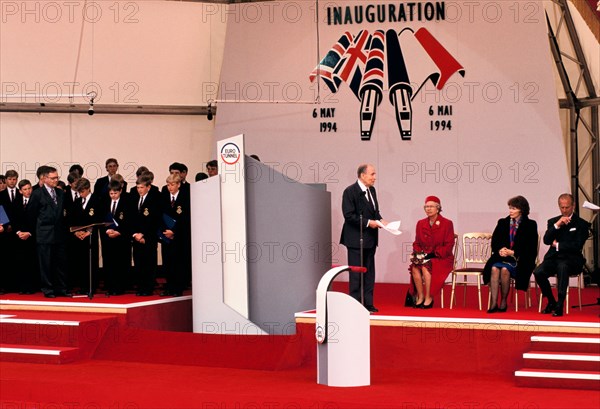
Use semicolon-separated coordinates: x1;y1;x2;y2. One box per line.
340;164;386;313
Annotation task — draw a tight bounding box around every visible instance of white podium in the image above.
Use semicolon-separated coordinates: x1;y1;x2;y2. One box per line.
315;266;370;387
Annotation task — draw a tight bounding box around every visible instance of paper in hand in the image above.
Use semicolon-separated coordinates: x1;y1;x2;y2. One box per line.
376;220;402;235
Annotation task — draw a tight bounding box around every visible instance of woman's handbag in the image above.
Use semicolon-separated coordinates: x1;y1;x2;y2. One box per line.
405;290;414;307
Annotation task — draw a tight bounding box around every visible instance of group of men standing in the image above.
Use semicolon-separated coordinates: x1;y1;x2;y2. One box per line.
0;159;195;298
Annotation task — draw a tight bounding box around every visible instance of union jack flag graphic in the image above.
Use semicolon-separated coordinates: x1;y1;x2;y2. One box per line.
310;27;465;140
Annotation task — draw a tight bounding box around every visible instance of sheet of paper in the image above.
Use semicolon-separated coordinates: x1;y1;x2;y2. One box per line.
583;200;600;211
376;220;402;235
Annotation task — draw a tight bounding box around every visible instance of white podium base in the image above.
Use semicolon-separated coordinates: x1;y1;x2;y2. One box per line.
317;291;370;387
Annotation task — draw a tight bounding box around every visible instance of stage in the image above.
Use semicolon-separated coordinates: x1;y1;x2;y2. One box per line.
1;283;599;408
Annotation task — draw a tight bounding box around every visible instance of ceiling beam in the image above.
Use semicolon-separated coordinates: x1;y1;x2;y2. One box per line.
0;102;213;116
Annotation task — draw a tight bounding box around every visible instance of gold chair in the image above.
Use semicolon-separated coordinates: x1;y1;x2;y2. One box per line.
440;234;459;309
450;233;492;310
537;272;584;314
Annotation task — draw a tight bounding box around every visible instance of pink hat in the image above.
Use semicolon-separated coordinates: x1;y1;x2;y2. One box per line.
425;196;441;205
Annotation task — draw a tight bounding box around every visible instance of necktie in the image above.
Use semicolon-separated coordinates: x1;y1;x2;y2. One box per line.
82;197;86;208
171;196;175;208
366;188;373;206
23;199;28;208
138;196;144;211
50;189;57;204
10;189;15;202
111;201;117;216
75;192;79;200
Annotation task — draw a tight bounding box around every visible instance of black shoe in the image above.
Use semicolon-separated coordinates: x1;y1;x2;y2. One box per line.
497;306;507;313
171;292;183;297
366;305;379;313
414;300;424;309
552;306;564;317
487;306;499;313
44;293;56;298
136;291;152;296
160;291;170;297
423;299;434;309
55;292;73;298
541;302;557;314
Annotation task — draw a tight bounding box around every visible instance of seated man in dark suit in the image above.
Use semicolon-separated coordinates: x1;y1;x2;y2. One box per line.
534;193;590;317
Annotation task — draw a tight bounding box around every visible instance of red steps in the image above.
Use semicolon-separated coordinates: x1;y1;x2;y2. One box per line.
0;344;79;364
0;311;118;364
516;334;600;390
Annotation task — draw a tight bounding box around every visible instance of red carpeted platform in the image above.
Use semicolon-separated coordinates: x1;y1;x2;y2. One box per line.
1;283;599;408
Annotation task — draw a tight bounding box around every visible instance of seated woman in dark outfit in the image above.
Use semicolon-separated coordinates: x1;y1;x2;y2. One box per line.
483;195;538;313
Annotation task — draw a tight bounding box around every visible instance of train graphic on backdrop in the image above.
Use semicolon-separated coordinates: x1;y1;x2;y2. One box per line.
310;27;465;140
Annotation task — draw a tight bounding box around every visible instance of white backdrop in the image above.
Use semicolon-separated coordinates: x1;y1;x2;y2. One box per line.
215;0;571;283
0;1;227;182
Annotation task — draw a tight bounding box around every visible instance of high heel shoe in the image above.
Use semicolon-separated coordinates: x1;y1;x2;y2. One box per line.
487;306;499;313
497;306;507;313
414;300;424;308
423;299;434;309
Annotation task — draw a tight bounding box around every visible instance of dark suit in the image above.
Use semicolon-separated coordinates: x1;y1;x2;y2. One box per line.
12;196;39;293
68;193;103;293
63;187;80;285
100;193;132;294
483;216;539;291
28;186;68;296
130;190;161;294
534;213;590;306
340;181;382;307
94;176;128;198
159;189;191;295
129;184;159;197
0;188;21;291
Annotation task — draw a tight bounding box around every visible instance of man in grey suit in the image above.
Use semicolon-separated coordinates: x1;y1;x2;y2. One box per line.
340;164;386;313
28;166;71;298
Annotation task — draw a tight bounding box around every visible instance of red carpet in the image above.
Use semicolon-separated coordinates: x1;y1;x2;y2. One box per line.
1;283;598;408
1;360;597;409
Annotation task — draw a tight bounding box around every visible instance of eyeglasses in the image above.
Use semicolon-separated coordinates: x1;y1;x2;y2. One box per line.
47;176;60;180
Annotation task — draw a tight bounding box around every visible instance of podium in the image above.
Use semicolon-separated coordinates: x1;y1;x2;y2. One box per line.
191;134;331;335
316;266;370;387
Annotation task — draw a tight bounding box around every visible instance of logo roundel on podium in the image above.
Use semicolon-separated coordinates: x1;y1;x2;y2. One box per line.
220;142;241;165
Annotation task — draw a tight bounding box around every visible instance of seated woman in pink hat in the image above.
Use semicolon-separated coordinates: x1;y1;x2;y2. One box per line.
409;196;455;308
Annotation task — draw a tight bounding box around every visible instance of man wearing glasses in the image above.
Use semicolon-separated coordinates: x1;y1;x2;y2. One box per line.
28;167;71;298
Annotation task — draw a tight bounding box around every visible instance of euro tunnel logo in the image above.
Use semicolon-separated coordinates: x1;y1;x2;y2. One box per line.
221;142;241;165
310;28;465;140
